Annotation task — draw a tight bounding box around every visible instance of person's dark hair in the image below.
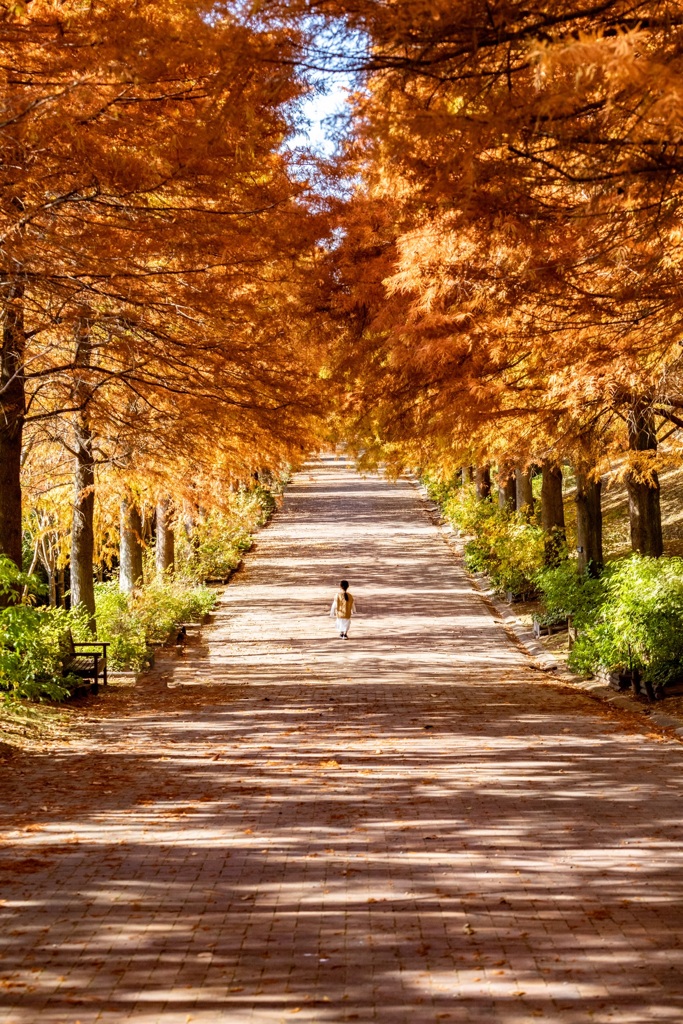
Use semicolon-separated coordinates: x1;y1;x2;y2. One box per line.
340;579;349;602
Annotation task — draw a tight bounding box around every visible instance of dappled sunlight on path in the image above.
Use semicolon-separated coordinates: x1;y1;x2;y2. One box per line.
1;456;683;1022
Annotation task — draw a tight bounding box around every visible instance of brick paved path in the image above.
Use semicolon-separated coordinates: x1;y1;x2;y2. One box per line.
2;456;683;1024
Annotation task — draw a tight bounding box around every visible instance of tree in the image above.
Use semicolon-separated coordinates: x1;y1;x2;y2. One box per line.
1;0;325;571
540;463;566;566
70;319;96;624
119;495;143;595
155;499;175;577
304;0;683;559
0;276;25;569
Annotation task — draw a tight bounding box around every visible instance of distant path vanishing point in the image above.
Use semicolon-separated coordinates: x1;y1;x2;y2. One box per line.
1;454;683;1023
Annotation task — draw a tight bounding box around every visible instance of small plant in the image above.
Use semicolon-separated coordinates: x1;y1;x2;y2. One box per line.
134;578;216;645
175;484;278;583
85;579;217;671
460;504;545;598
251;483;278;524
73;586;149;672
535;560;605;626
422;471;462;507
485;514;546;597
442;489;498;537
423;479;547;599
0;556;74;700
568;556;683;688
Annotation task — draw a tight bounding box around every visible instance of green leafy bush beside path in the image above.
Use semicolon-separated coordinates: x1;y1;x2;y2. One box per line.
0;559;73;701
70;579;217;673
424;472;683;690
424;477;546;599
0;483;281;699
538;557;683;690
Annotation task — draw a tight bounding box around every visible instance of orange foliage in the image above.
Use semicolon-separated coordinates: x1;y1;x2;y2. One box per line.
313;1;683;481
1;0;330;572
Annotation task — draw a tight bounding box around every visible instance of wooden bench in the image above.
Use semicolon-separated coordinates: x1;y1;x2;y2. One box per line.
63;633;109;695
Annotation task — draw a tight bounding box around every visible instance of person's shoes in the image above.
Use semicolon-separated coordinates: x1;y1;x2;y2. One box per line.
339;633;344;638
343;633;349;639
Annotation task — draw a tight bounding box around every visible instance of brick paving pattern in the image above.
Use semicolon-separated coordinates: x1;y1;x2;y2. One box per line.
1;455;683;1023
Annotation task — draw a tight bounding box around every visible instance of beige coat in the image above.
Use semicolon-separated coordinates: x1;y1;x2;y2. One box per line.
330;591;355;618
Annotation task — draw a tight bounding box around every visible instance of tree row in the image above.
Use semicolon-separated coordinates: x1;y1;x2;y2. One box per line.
304;0;683;566
1;1;328;621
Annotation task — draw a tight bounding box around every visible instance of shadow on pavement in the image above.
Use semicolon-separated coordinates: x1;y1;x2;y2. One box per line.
1;457;682;1023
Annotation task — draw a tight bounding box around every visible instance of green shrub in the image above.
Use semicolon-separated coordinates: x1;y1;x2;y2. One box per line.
75;585;149;672
175;484;278;582
568;556;683;687
0;604;75;701
134;578;215;644
421;471;462;506
461;504;545;597
486;514;545;597
87;579;217;671
251;483;278;524
0;556;73;700
535;560;605;626
424;480;547;598
442;489;497;537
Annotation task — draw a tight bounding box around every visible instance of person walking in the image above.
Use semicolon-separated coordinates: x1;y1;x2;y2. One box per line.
329;579;355;639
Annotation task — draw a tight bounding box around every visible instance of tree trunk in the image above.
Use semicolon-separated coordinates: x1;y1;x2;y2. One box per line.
475;465;491;500
461;466;474;487
515;467;534;516
541;462;566;565
576;470;603;576
626;400;663;557
498;468;516;510
120;497;144;593
70;323;96;629
155;497;175;576
0;278;25;568
71;426;96;626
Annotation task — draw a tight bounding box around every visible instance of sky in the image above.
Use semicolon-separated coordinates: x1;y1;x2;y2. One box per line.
297;83;350;156
288;26;365;158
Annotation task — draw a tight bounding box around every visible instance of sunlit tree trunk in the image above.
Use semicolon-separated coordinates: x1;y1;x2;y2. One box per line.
70;322;96;630
515;467;534;517
120;497;143;593
475;465;491;500
461;466;474;487
0;277;25;569
498;468;516;510
626;400;663;557
155;497;175;575
575;470;603;576
71;428;96;624
541;462;566;565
